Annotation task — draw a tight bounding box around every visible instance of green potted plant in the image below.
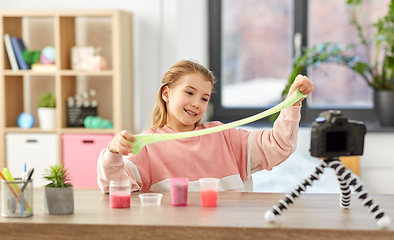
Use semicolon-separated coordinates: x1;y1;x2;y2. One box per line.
43;164;74;215
279;0;394;126
37;92;56;129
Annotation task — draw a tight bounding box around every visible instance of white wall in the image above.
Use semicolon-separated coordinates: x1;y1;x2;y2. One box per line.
360;132;394;194
0;0;208;133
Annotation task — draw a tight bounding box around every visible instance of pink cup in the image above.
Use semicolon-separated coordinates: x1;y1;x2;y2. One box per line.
109;179;131;208
170;178;189;206
199;178;219;207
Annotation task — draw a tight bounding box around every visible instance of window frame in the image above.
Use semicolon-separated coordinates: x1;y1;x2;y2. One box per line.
208;0;380;129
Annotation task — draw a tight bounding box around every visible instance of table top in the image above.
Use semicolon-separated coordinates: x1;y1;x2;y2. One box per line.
0;189;393;240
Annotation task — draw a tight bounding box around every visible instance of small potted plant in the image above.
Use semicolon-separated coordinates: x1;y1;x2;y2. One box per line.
43;164;74;215
37;92;56;129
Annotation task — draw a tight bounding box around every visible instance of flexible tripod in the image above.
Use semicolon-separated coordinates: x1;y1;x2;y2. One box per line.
264;157;391;228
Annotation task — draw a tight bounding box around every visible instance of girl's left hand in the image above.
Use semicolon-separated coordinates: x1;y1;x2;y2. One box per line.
287;74;314;106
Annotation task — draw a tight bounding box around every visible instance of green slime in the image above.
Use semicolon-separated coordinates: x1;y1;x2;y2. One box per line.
129;89;307;155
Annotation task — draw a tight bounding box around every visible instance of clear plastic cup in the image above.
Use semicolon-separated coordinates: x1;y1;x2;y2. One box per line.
170;178;189;206
109;179;131;208
199;178;219;207
139;193;163;206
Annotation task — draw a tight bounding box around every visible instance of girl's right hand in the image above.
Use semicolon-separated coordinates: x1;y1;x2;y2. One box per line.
108;130;135;155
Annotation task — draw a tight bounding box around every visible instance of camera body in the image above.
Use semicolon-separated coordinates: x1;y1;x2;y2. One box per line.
310;110;366;158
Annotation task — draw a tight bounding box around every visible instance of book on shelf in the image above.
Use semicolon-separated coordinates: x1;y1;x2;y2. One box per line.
31;63;57;72
10;37;31;69
3;34;19;71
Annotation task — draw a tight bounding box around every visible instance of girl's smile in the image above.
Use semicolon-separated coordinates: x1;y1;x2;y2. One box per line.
185;108;197;117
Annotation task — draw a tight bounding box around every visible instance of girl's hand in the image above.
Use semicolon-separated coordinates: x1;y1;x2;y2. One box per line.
108;130;135;155
287;74;314;106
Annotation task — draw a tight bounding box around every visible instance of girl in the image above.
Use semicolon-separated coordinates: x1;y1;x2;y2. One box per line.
97;60;314;193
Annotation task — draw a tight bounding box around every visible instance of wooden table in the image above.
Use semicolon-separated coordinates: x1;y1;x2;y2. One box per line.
0;189;393;240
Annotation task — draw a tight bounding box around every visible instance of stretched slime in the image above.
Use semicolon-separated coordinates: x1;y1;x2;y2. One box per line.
129;89;307;155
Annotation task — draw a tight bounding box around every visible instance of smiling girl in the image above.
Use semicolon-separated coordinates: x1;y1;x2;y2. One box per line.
97;60;313;193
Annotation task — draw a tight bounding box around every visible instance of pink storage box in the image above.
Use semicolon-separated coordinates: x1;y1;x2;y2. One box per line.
62;134;113;189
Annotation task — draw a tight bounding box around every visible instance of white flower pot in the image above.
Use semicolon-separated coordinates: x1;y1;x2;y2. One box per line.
37;107;56;129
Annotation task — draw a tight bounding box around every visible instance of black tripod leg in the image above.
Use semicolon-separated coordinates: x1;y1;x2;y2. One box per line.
265;162;326;223
326;158;352;208
328;159;391;228
348;173;391;227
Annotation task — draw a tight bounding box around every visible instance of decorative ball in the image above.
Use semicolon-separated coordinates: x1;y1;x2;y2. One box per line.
18;112;34;129
84;116;113;129
377;216;391;228
84;116;94;129
40;46;56;64
264;210;276;223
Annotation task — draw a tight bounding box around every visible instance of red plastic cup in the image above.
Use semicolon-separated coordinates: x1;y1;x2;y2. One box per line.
170;178;189;206
199;178;219;207
109;179;131;208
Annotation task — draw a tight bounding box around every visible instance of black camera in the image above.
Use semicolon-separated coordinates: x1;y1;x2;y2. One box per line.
310;110;366;158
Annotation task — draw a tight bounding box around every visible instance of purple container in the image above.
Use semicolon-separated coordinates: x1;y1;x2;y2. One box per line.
170;178;189;206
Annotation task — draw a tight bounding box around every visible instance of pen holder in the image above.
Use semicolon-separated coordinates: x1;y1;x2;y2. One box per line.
1;178;33;217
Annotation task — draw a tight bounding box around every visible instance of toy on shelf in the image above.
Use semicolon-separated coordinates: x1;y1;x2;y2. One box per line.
66;89;99;127
264;110;391;228
71;46;107;72
67;89;98;108
40;46;55;64
83;116;113;129
17;112;34;129
90;54;107;72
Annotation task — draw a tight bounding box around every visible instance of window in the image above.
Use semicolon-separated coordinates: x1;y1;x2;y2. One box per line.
209;0;390;128
221;0;293;109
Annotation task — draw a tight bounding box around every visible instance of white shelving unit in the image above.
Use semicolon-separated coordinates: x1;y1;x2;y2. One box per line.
0;10;133;175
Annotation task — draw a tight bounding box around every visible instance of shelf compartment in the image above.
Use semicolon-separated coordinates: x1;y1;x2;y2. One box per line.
4;75;56;128
3;16;55;70
60;75;113;129
59;16;112;71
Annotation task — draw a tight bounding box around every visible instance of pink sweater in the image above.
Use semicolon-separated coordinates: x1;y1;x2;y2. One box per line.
97;106;301;193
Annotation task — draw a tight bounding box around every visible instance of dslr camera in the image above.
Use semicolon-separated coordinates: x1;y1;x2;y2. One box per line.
310;110;366;158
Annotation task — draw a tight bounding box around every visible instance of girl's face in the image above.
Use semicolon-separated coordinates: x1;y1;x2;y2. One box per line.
162;73;212;132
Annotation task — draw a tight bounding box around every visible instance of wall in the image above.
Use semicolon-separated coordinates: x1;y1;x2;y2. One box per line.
0;0;208;133
361;132;394;194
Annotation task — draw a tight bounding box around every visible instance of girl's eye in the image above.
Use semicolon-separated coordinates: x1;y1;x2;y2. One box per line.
186;91;193;96
202;98;208;102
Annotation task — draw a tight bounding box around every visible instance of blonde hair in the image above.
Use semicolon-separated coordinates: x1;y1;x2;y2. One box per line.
151;60;216;129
